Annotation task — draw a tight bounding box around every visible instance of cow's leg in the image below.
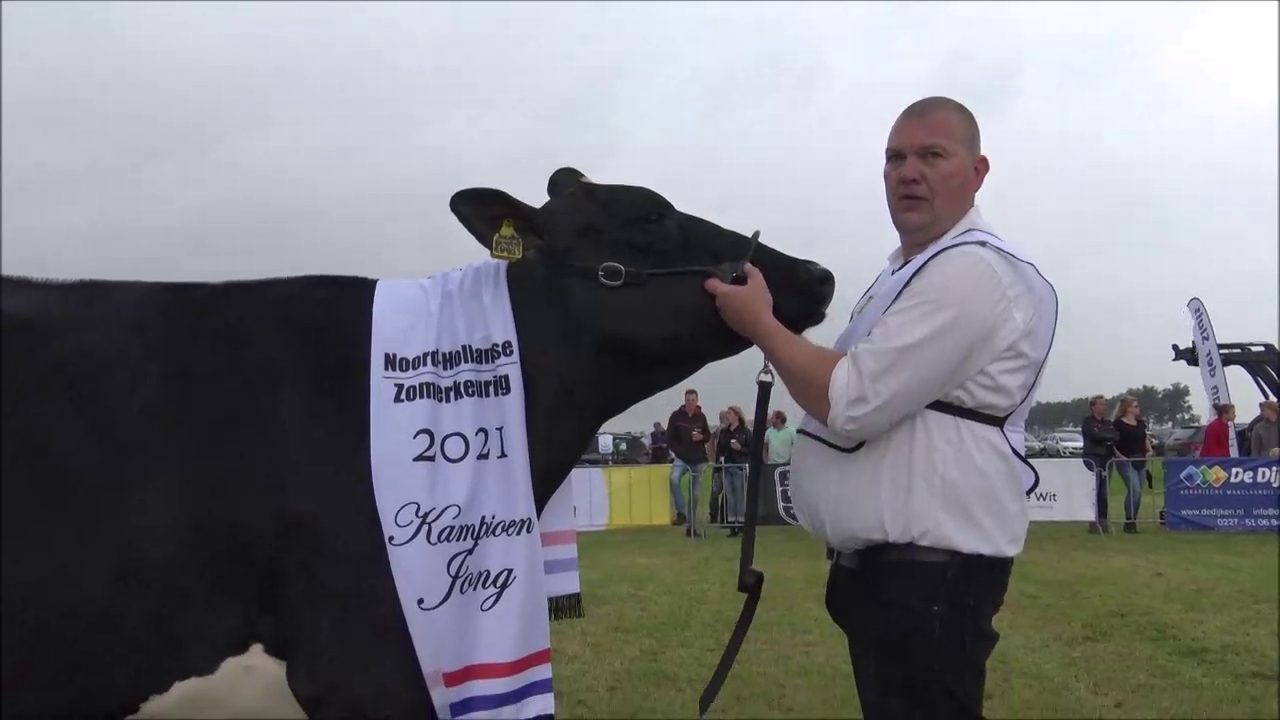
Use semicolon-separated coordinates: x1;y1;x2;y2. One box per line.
270;576;437;720
266;493;436;719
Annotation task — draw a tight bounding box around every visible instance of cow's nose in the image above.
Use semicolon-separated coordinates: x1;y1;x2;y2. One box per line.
804;261;836;310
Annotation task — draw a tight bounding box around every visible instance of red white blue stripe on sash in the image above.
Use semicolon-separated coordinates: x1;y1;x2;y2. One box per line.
437;647;554;718
540;529;578;576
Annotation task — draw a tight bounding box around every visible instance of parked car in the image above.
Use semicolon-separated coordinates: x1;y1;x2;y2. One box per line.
1149;426;1176;456
579;432;649;466
1024;436;1046;458
1164;425;1206;457
1043;432;1084;457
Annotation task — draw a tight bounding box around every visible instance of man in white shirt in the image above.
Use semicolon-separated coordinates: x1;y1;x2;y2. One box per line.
704;96;1058;720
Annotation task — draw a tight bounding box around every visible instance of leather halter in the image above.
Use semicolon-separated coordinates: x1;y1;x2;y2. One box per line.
549;228;771;715
698;360;773;718
562;230;762;289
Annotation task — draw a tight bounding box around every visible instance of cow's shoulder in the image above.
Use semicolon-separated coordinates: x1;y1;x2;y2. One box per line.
3;273;378;366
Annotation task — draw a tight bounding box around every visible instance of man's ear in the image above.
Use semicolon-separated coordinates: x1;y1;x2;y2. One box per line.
449;188;543;259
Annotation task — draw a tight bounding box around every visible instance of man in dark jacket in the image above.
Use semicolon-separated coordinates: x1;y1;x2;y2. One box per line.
667;388;712;536
1081;394;1120;535
649;421;669;464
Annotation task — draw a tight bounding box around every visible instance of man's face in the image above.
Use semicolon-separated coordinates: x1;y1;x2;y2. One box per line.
883;111;989;244
684;393;698;412
1092;400;1106;416
1264;407;1278;422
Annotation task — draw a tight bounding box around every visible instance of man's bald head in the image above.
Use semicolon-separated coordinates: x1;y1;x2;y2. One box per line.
894;96;981;155
883;95;990;255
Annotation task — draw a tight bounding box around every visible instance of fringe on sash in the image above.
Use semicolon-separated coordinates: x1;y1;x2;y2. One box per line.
547;592;584;621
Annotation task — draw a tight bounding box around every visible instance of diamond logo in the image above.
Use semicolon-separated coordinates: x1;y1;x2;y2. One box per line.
1198;466;1214;487
1208;465;1228;488
1180;464;1230;489
1180;465;1202;487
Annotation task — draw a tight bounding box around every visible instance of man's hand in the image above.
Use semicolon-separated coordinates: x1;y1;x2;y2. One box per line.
730;439;741;451
704;263;775;342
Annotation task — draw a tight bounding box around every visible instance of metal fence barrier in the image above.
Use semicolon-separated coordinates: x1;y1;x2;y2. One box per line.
568;461;756;534
573;456;1274;535
1076;457;1253;531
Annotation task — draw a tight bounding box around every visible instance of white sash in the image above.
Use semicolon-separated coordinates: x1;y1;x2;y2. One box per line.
369;260;554;720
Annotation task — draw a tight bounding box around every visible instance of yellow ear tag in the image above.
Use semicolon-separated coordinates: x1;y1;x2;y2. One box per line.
490;219;524;261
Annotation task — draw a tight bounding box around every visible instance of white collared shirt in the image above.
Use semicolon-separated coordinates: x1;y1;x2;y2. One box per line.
789;207;1057;558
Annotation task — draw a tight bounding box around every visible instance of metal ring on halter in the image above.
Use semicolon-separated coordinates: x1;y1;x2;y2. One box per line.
756;363;775;384
597;262;626;288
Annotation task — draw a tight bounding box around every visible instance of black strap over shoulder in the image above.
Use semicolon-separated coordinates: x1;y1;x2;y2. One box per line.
796;401;1004;454
925;400;1006;427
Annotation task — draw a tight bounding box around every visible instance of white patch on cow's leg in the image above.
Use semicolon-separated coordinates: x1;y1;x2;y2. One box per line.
129;644;305;719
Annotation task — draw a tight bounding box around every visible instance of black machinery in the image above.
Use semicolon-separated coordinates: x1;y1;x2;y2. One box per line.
1170;341;1280;401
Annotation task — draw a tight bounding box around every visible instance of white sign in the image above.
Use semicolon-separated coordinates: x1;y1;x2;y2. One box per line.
1026;458;1097;522
569;466;611;531
1187;297;1239;456
596;433;614;455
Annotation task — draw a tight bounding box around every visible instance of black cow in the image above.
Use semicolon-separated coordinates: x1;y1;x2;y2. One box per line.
1;167;834;719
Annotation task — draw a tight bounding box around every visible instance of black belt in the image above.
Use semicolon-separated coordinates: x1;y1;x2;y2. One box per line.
828;542;966;569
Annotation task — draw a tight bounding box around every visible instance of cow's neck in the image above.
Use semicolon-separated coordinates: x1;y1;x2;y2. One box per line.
505;262;699;512
505;262;600;512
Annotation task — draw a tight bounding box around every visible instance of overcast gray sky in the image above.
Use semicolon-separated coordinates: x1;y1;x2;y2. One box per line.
3;1;1277;431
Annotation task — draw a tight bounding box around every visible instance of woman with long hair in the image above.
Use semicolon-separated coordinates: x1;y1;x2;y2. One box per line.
709;409;730;525
1111;395;1153;534
716;405;753;538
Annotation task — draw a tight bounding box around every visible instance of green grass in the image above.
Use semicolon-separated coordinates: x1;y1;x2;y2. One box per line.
550;515;1279;718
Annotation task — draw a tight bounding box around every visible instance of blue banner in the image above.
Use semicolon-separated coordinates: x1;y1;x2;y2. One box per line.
1164;457;1280;532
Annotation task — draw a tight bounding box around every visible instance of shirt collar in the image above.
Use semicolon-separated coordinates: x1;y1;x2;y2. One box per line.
885;205;994;266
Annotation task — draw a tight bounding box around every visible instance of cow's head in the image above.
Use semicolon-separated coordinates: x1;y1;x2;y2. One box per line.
448;168;835;501
450;167;834;360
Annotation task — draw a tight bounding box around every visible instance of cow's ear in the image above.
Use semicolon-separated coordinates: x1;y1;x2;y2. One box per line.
449;188;543;262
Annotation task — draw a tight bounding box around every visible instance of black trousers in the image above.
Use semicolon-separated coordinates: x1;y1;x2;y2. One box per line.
824;544;1014;720
1086;457;1110;521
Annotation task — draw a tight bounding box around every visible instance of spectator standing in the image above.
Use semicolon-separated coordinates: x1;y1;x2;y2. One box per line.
667;389;712;537
1251;400;1279;457
1201;403;1236;458
1080;395;1119;535
709;410;730;525
1244;402;1266;454
763;410;797;464
649;421;669;464
1111;395;1153;534
717;405;753;538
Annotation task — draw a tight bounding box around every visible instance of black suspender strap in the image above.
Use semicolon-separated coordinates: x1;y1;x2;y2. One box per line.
924;400;1007;427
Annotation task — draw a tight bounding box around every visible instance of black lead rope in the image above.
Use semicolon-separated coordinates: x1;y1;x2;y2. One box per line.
698;360;774;718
